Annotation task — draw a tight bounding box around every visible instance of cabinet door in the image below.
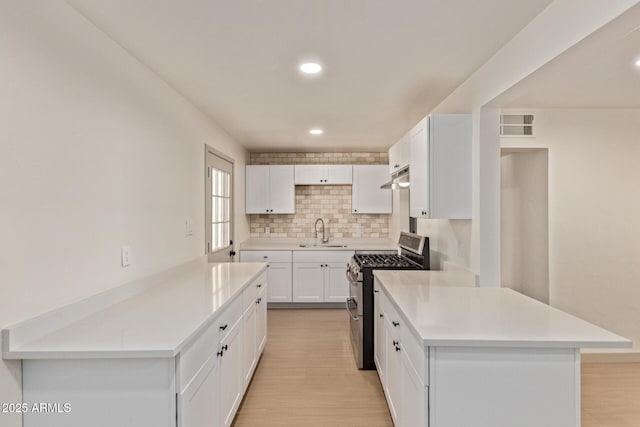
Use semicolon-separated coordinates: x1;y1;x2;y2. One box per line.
385;318;402;426
402;352;426;427
256;289;267;354
352;165;392;214
266;262;292;302
325;165;353;184
374;298;386;386
294;165;324;184
219;323;243;427
179;355;219;427
323;262;349;302
389;134;409;175
292;263;324;302
242;304;256;386
409;118;429;218
268;165;295;214
245;166;269;214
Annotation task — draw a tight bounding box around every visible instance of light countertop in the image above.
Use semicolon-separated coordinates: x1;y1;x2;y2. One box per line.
239;237;397;251
374;270;631;349
3;262;267;359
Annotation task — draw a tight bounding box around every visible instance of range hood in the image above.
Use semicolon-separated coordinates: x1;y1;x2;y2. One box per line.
380;167;410;190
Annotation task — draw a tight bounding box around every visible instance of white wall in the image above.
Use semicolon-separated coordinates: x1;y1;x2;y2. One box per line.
500;149;549;303
0;1;248;421
432;0;639;285
502;109;640;351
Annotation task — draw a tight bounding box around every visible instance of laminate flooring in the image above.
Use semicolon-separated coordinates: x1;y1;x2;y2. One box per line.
233;308;640;427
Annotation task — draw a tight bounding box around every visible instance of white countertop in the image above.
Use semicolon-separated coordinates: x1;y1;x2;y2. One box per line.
239;237;397;251
374;270;631;349
3;262;267;359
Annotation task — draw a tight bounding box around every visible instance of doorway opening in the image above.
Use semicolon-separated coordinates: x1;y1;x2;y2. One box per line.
205;146;234;263
500;148;549;303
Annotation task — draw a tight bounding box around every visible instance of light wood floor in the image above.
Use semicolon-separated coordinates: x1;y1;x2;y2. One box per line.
233;309;640;426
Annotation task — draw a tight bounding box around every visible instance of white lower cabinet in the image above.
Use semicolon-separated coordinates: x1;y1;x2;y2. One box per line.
240;251;292;302
292;251;354;302
242;302;257;386
219;321;242;427
178;355;219;427
375;282;428;427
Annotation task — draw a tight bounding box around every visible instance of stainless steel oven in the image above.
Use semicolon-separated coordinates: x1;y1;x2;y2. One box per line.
345;232;429;369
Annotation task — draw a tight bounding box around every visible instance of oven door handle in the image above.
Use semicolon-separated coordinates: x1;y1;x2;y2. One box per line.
345;298;359;321
345;270;361;287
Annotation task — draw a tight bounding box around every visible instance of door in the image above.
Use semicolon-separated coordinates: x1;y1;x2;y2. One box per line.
267;262;293;302
268;165;295;213
374;298;386;385
179;355;219;427
245;165;269;214
352;165;392;214
206;147;234;262
256;289;267;353
292;263;324;302
219;323;242;427
242;304;256;386
294;165;324;184
324;262;349;302
325;165;353;184
409;118;429;218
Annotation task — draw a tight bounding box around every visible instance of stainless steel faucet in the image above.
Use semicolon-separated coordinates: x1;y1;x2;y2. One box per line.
314;218;329;243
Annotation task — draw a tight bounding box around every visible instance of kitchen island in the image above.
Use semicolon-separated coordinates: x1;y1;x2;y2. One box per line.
2;260;267;427
373;270;631;427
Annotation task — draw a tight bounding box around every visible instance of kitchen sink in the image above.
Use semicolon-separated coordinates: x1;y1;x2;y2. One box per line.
298;244;348;248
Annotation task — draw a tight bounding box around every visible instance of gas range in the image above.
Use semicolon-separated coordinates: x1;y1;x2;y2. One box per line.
346;232;429;370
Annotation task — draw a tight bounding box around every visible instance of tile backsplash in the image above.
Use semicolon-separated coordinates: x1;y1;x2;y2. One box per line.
248;152;389;239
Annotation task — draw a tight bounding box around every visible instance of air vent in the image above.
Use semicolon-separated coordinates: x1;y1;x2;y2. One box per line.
500;114;534;136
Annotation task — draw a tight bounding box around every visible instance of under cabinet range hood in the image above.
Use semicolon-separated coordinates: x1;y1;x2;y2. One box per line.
380;167;410;190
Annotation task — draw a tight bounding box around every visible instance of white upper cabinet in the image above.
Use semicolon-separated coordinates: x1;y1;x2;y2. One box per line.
352;165;392;214
388;133;409;175
294;164;352;185
245;165;295;214
409;114;471;219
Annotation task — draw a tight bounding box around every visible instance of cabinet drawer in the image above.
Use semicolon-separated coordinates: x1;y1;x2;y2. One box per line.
240;251;291;263
216;296;242;341
243;272;267;308
293;250;354;263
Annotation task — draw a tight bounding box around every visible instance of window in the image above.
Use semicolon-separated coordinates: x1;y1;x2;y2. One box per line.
210;168;231;251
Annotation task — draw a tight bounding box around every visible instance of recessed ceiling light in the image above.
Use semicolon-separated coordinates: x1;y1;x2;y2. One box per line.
300;62;322;74
309;129;323;135
635;58;640;68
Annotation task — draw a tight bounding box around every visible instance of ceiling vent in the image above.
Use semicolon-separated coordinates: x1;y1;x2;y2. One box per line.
500;114;534;137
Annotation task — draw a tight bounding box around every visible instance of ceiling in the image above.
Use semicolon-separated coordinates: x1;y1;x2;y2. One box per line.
490;3;640;109
66;0;553;151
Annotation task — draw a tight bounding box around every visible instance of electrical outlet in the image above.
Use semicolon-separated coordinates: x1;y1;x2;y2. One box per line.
265;226;270;235
121;245;131;267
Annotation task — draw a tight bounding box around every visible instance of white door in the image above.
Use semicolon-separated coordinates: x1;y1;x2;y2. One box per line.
219;323;242;427
325;165;353;184
206;147;234;262
374;299;386;385
385;321;402;425
402;353;426;427
245;165;269;214
292;263;324;302
242;305;256;386
294;165;324;184
353;165;392;214
323;262;349;302
268;165;295;213
409;118;429;218
256;290;267;353
267;262;292;302
179;355;219;427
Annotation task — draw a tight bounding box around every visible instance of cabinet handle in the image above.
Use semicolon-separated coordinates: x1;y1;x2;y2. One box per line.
223;345;228;351
392;340;398;346
374;289;379;293
257;283;262;288
354;209;358;213
256;297;262;304
392;321;400;327
217;350;224;357
379;313;384;318
219;324;228;331
395;345;401;352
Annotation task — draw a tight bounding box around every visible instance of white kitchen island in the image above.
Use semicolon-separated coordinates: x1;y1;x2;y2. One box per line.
373;270;631;427
2;260;268;427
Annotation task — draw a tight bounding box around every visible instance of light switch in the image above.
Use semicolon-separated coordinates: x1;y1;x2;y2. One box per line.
185;219;194;236
121;246;131;267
